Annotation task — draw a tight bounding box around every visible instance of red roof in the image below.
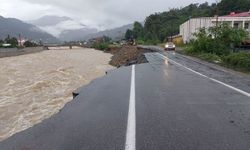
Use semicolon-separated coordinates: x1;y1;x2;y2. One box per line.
223;11;250;17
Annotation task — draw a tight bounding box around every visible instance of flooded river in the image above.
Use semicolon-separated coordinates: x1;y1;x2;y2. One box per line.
0;48;114;141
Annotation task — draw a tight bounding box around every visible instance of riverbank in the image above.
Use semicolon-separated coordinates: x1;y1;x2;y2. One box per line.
0;47;45;58
0;48;114;141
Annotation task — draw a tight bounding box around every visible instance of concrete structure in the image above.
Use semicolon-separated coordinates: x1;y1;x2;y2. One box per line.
0;47;44;58
180;11;250;43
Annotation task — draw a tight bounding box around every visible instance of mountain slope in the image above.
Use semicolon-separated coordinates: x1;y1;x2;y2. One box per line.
30;15;73;27
30;15;98;41
0;16;58;43
59;28;98;41
29;15;136;41
83;23;134;40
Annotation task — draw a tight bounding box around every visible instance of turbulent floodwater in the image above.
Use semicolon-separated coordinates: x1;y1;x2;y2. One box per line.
0;48;114;141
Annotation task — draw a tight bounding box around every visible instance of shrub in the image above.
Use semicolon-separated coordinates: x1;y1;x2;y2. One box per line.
136;39;145;45
197;53;222;63
92;42;109;51
183;47;222;63
24;41;38;47
189;24;249;56
222;52;250;71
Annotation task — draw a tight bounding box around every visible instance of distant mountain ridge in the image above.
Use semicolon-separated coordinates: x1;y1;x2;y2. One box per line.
60;28;98;41
0;16;58;43
29;15;135;41
29;15;74;27
83;23;134;41
29;15;97;41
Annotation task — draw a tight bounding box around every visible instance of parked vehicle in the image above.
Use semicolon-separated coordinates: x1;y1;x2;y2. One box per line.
165;42;175;51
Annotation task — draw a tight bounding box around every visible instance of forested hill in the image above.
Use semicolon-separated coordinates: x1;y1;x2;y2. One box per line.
218;0;250;15
126;0;250;44
143;2;216;42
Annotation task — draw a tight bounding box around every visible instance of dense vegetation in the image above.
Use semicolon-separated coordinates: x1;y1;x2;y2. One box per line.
23;41;38;47
218;0;250;15
125;2;217;44
125;0;250;44
124;0;250;72
223;52;250;71
0;35;40;48
125;0;250;72
0;36;18;48
184;24;250;71
91;36;112;51
187;24;249;55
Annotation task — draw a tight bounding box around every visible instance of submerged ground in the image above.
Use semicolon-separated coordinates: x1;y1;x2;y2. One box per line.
0;47;114;141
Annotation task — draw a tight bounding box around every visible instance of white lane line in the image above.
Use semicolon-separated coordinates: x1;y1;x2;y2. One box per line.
157;53;250;98
125;65;136;150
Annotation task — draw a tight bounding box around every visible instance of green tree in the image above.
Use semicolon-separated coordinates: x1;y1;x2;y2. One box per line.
102;36;111;43
129;1;249;45
218;0;250;15
190;24;249;55
125;29;134;40
24;41;38;47
132;22;144;39
5;36;18;47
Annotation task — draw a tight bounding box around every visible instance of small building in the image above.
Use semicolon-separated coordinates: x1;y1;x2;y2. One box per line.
180;11;250;43
2;43;11;47
17;38;27;46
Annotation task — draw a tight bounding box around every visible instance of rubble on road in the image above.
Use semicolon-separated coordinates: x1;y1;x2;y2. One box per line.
109;45;153;67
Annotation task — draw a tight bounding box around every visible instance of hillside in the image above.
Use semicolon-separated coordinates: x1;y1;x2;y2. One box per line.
0;16;58;43
60;28;98;41
29;15;73;27
83;23;134;41
30;15;98;41
141;2;217;42
130;0;250;43
30;16;136;41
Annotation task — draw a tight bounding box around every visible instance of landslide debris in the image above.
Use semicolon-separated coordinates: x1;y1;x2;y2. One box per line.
109;46;152;67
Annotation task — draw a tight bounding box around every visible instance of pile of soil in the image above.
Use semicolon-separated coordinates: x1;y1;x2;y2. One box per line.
109;45;153;67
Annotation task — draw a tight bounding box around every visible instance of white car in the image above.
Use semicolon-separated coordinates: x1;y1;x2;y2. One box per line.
165;42;175;51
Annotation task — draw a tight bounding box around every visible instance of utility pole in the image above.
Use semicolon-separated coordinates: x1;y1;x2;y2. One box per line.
215;0;221;27
188;16;191;43
214;0;222;51
169;11;177;42
171;23;173;42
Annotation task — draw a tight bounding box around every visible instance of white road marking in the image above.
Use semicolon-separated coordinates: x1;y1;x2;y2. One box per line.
125;65;136;150
157;53;250;98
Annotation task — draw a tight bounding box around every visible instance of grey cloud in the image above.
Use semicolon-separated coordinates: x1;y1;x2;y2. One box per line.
1;0;215;29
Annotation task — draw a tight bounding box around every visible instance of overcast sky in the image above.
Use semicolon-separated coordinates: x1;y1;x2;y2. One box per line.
0;0;215;30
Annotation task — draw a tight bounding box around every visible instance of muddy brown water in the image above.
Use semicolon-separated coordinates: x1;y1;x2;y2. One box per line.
0;48;114;141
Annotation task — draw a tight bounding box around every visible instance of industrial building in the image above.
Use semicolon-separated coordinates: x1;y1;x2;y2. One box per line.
180;11;250;43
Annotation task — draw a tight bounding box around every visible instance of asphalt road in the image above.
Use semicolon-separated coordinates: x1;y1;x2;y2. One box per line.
1;51;250;150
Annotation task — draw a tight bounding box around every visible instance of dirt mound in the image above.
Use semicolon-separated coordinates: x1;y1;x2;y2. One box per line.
109;46;152;67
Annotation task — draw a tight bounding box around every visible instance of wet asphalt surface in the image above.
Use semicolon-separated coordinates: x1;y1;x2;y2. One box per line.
140;45;250;93
1;49;250;150
0;67;131;150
